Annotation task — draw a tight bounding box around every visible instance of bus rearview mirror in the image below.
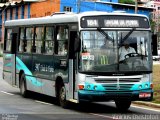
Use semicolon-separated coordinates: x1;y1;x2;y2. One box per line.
152;34;158;56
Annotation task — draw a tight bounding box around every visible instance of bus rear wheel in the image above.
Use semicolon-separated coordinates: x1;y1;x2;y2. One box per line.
20;74;28;97
115;100;131;111
59;84;69;108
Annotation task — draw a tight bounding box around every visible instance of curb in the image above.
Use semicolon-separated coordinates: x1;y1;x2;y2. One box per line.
132;101;160;109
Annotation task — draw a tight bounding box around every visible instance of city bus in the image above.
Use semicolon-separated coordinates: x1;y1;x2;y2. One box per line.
3;11;153;111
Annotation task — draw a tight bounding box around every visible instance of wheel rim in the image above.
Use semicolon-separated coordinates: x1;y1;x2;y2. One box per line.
60;86;66;102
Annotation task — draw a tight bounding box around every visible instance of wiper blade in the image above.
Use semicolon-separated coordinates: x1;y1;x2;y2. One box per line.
97;28;112;40
121;28;135;44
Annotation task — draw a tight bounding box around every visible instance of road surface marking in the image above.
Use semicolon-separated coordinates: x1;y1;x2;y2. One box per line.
35;100;53;106
0;91;14;95
131;104;160;113
90;113;114;119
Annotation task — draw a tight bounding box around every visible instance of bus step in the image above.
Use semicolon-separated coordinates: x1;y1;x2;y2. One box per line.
69;99;78;103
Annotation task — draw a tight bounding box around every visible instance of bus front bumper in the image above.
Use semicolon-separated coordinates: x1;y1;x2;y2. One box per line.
78;89;153;102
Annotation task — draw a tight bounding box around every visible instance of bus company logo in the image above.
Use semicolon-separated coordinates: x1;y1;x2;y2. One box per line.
35;63;54;73
117;84;120;89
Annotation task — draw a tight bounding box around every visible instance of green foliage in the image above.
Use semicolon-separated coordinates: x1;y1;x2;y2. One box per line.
0;54;3;57
153;65;160;104
119;0;135;5
150;19;156;33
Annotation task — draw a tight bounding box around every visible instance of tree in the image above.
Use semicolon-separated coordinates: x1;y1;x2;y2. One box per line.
119;0;135;5
150;19;156;33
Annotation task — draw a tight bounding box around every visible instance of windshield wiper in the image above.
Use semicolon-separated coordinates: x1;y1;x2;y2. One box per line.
120;28;135;44
97;28;112;40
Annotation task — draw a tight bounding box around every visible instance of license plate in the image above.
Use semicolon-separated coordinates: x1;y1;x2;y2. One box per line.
139;93;151;98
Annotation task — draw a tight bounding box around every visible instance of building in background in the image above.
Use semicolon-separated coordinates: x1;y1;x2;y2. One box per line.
146;0;160;32
145;0;160;49
0;0;60;53
30;0;60;18
60;0;152;15
0;0;153;53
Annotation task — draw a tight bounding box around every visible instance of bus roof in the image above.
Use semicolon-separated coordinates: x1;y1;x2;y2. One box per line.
4;11;148;27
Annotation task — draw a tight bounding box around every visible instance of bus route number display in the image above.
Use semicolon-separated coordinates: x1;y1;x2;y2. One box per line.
81;15;149;28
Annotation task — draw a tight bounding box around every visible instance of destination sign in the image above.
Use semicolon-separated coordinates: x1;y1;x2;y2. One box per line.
104;20;139;27
81;15;149;28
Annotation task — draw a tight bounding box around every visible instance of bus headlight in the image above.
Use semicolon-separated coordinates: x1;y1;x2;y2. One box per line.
94;85;97;90
139;85;142;89
87;85;90;89
145;84;148;88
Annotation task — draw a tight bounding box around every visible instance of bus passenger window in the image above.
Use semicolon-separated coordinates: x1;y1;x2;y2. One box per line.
4;29;12;52
35;27;44;54
57;26;68;40
26;27;33;53
44;27;54;54
19;28;25;52
56;26;68;55
58;40;68;55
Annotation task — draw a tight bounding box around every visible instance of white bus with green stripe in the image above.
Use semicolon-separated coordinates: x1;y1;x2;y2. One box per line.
3;11;153;111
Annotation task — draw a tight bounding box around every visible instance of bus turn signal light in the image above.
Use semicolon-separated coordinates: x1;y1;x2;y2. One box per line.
78;85;84;90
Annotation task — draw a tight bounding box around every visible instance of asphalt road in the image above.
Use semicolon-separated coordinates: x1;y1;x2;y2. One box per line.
0;58;160;120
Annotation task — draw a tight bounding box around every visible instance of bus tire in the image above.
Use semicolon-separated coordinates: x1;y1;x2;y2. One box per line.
20;74;28;98
59;84;69;108
115;100;131;111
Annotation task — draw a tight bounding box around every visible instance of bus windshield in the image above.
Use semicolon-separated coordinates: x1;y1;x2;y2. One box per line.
79;30;152;74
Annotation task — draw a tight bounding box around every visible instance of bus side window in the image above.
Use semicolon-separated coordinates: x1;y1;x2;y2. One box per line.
57;26;68;40
44;26;54;54
4;29;12;52
19;28;25;52
26;27;33;53
56;26;68;55
35;27;44;54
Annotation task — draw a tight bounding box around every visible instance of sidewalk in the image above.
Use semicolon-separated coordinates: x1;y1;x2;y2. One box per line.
133;101;160;109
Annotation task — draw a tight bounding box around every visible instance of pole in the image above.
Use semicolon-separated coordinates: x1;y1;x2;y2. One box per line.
78;0;81;13
135;0;138;14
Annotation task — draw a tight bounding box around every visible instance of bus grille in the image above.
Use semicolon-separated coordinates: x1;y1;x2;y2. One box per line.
95;78;140;83
95;78;140;91
102;84;134;91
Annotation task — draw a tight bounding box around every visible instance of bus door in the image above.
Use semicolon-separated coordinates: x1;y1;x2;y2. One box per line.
68;26;78;100
11;28;18;86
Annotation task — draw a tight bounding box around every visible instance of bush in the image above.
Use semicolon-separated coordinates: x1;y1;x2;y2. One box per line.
119;0;135;5
0;54;3;57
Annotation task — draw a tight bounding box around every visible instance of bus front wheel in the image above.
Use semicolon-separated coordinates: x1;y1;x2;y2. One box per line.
59;84;69;108
115;100;131;111
20;74;28;97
